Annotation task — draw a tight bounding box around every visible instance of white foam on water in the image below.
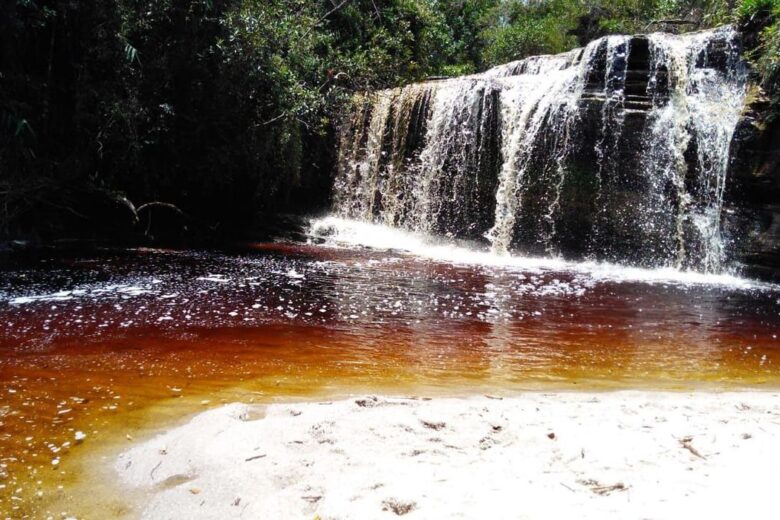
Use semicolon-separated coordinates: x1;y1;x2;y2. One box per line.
307;216;767;289
7;285;154;306
196;276;231;283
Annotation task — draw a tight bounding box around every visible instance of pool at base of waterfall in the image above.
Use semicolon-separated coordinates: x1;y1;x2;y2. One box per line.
1;221;779;517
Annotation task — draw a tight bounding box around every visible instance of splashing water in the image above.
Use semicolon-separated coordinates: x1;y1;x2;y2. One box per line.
333;27;748;274
641;28;748;272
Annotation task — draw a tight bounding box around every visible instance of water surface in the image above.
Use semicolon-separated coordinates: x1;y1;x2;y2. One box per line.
1;222;779;517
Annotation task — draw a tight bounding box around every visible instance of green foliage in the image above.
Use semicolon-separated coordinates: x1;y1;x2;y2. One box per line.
476;0;742;66
0;0;778;239
432;0;499;72
739;0;780;119
479;0;581;66
0;0;479;238
740;0;780;18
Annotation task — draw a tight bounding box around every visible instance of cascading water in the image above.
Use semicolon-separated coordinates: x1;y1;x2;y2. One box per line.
642;30;749;272
331;26;748;273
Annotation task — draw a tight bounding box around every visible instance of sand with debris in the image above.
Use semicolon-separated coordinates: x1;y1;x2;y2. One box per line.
116;392;780;519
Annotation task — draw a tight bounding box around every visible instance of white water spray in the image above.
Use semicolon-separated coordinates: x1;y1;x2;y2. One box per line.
332;27;748;274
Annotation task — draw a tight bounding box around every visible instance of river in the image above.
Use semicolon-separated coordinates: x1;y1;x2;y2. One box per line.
1;217;779;517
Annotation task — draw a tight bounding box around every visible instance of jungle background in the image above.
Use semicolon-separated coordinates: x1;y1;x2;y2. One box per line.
1;0;778;242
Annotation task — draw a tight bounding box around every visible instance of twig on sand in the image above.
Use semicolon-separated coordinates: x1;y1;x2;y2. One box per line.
560;482;576;493
150;460;162;480
592;483;628;495
679;436;706;459
245;454;267;462
382;498;417;516
421;420;446;431
578;479;629;496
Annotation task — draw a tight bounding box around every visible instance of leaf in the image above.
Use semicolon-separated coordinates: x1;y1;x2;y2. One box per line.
124;42;139;64
15;119;35;138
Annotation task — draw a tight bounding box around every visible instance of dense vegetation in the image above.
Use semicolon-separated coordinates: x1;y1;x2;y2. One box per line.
0;0;778;242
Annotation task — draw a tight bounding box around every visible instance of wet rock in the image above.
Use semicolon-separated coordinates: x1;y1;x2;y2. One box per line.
724;88;780;281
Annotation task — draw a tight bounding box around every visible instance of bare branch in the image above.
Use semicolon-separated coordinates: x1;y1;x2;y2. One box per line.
262;113;287;126
298;0;352;44
136;202;185;216
114;195;139;224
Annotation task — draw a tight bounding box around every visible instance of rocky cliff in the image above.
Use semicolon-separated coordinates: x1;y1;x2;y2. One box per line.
332;25;780;281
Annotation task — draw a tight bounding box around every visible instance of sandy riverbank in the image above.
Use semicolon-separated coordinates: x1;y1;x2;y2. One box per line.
115;391;780;519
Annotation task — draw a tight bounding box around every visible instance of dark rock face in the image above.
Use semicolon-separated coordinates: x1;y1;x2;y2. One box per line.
725;93;780;281
333;26;780;280
560;35;655;264
719;13;780;282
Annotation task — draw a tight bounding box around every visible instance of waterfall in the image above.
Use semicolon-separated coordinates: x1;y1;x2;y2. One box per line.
332;26;748;273
642;29;748;272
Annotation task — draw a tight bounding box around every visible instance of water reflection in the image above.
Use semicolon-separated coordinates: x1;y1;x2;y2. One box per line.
2;243;779;379
0;243;779;516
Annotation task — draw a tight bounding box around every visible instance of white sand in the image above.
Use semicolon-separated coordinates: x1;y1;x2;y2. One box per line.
116;392;780;519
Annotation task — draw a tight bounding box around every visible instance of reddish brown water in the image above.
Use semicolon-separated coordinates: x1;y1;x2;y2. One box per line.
1;241;779;517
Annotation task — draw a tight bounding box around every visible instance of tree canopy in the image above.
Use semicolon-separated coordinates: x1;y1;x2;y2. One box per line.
0;0;777;240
